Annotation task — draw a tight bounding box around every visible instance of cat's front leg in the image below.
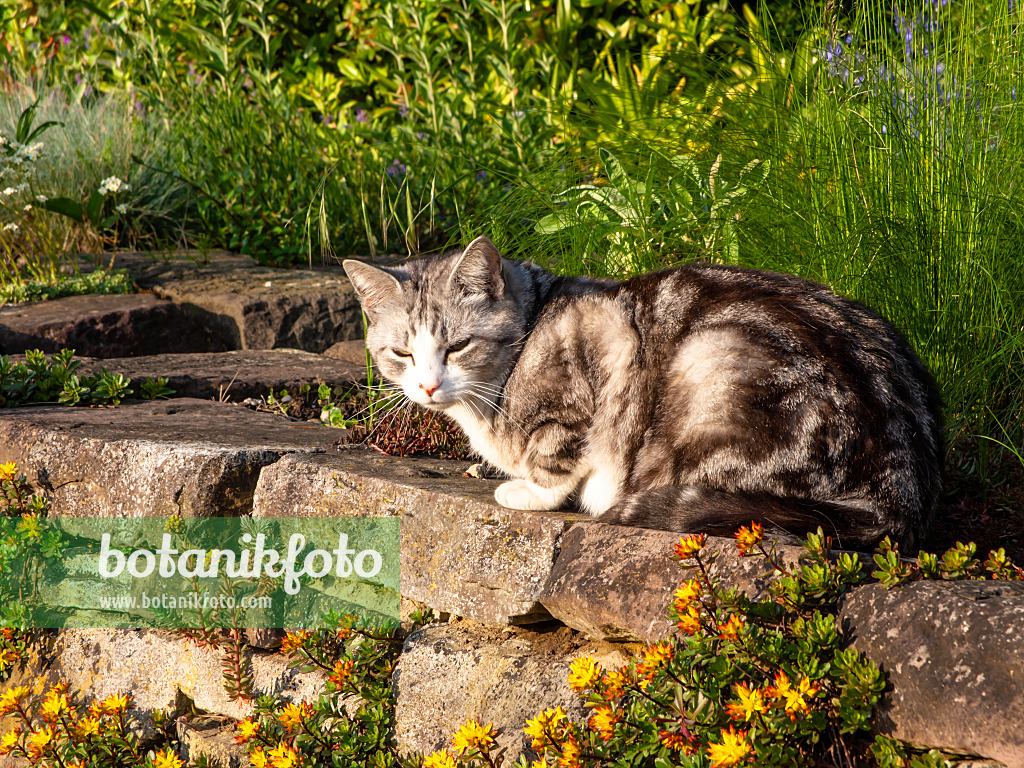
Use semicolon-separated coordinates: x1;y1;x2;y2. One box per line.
495;478;573;511
494;422;586;511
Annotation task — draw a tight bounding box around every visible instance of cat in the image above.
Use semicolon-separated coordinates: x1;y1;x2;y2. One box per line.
343;235;943;550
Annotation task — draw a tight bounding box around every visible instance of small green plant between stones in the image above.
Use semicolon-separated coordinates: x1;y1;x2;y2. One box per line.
0;349;174;407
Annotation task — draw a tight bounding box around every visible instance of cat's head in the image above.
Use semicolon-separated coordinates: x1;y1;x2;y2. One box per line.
343;236;526;410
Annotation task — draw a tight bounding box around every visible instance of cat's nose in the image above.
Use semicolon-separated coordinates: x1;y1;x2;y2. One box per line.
420;383;438;397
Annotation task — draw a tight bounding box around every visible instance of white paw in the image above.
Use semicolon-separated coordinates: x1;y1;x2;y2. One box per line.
494;479;562;511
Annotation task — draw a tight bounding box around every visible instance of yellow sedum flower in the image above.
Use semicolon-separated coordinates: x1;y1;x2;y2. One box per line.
280;631;311;654
523;706;567;750
567;656;602;693
734;523;764;556
676;605;702;635
152;748;184;768
672;579;701;611
0;686;29;716
268;740;299;768
726;683;768;722
638;641;673;679
601;669;627;699
451;718;495;752
589;705;617;741
277;702;305;731
0;462;17;480
100;692;129;715
707;726;751;767
0;728;19;755
718;614;746;641
422;749;458;768
235;717;260;744
26;726;54;758
558;735;582;768
40;688;70;721
76;717;101;738
250;748;270;768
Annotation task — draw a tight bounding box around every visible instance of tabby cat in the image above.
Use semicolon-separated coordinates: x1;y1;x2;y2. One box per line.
343;236;943;549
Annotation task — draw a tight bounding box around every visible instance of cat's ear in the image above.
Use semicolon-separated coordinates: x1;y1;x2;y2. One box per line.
343;260;402;317
451;235;504;296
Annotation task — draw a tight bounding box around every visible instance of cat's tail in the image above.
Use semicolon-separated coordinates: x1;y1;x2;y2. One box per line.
597;486;894;550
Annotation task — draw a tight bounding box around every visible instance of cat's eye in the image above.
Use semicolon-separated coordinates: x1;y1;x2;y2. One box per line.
444;338;472;360
391;348;413;362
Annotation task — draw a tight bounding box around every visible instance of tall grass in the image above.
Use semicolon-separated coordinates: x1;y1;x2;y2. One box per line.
472;0;1023;482
736;0;1024;465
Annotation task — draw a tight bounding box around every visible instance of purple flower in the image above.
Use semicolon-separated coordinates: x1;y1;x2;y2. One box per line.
386;159;407;179
355;108;369;124
476;170;487;182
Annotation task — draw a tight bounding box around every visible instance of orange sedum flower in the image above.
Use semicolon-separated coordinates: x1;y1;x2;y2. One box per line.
523;706;567;750
588;705;617;741
734;523;764;556
674;533;707;559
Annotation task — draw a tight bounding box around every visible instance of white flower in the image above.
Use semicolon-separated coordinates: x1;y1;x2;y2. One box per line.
15;183;27;193
99;176;131;195
35;194;47;203
23;204;31;212
0;187;15;197
22;142;44;160
115;203;128;214
2;222;18;233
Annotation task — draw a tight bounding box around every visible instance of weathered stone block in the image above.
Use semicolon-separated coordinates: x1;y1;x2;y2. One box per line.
52;629;324;722
393;621;630;761
540;522;814;643
0;293;233;358
145;264;363;353
0;399;341;517
840;581;1024;767
252;451;577;625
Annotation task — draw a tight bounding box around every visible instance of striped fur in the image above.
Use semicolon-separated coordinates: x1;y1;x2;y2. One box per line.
344;236;943;550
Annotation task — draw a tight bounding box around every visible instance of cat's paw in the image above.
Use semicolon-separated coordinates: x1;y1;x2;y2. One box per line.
494;479;564;511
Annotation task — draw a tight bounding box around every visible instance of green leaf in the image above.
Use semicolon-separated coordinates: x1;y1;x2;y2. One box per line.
42;197;85;222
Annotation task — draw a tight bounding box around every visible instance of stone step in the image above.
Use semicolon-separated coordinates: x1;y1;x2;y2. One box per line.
2;250;371;359
0;293;234;358
253;451;577;626
59;348;365;402
125;250;365;353
0;398;342;517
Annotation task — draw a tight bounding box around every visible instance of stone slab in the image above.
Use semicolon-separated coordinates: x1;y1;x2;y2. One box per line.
140;258;364;353
540;521;816;643
0;399;341;517
0;293;233;358
393;621;629;761
252;451;579;625
56;349;364;402
841;580;1024;766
